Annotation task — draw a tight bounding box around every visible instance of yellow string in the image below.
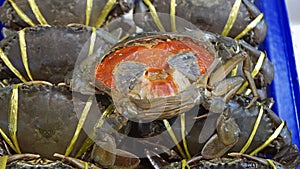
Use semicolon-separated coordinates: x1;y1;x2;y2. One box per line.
8;0;35;26
64;96;93;157
143;0;166;31
181;159;190;169
163;119;187;159
250;120;285;156
19;29;34;81
75;104;114;158
180;113;191;159
0;48;27;82
231;65;239;77
88;27;97;57
9;84;22;154
221;0;242;36
239;105;263;153
27;0;48;25
95;0;116;28
0;128;19;153
84;161;89;169
266;159;278;169
237;52;265;94
234;13;264;40
85;0;93;26
170;0;176;32
0;156;8;169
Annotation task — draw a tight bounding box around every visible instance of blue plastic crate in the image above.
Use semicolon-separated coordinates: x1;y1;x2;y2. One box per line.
255;0;300;149
0;0;299;165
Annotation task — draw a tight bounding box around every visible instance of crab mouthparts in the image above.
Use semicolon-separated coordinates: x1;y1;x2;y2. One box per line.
144;68;178;97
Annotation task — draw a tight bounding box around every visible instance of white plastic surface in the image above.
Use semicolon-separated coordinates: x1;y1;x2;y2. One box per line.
285;0;300;77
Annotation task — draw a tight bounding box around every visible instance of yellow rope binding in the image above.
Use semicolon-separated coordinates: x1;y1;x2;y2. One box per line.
0;49;27;83
239;105;264;153
64;96;93;157
250;120;285;156
9;84;22;154
266;159;278;169
143;0;166;31
8;0;36;26
75;104;114;158
19;29;34;81
163;119;187;159
180;113;191;159
88;27;97;57
170;0;176;32
181;159;190;169
0;156;8;169
27;0;48;25
95;0;116;28
235;13;264;40
85;0;93;26
0;128;19;153
221;0;242;36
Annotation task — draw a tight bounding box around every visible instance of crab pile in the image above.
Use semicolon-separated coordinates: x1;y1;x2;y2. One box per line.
0;0;299;168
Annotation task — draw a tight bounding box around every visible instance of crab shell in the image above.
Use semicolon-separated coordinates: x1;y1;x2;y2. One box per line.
134;0;267;46
0;0;133;30
0;25;116;84
0;84;104;159
94;32;216;120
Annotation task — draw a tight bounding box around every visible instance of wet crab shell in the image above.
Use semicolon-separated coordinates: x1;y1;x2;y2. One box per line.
94;32;216;120
134;0;267;46
0;0;133;30
0;25;117;84
0;83;105;159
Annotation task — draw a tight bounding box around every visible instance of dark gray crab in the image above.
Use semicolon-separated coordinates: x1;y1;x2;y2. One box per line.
0;83;139;168
146;150;288;169
134;0;267;46
130;97;300;169
0;25;117;85
93;30;273;121
0;0;133;30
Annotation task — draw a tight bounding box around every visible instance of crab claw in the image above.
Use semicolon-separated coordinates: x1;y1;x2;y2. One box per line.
201;109;240;159
242;0;268;46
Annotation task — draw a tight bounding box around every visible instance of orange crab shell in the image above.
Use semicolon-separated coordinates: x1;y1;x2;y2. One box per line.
95;36;215;96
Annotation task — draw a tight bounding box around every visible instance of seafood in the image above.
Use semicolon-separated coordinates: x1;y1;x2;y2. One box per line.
0;25;117;84
0;83;139;168
134;0;267;46
0;0;133;30
93;30;272;120
130;98;300;168
146;150;288;169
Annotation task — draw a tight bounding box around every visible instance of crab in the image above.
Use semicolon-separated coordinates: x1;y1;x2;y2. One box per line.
93;30;273;121
124;97;300;169
146;150;288;169
0;0;133;30
0;82;139;168
133;0;267;46
0;25;117;85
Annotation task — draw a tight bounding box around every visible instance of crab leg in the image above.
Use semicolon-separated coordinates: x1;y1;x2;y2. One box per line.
0;154;40;168
54;153;100;169
242;55;259;108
